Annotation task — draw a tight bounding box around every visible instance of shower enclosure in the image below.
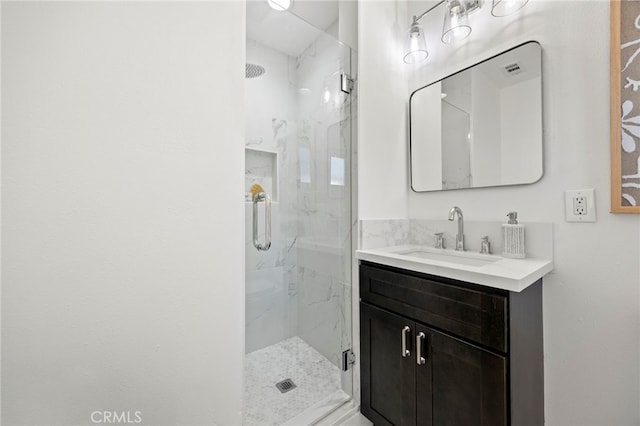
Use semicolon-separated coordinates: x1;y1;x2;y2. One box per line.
441;74;472;189
244;2;354;425
441;99;471;189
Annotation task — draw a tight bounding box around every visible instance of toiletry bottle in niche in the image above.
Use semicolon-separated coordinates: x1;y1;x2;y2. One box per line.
502;212;525;259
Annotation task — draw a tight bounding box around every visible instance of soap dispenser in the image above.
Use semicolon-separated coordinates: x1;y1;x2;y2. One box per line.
502;212;525;259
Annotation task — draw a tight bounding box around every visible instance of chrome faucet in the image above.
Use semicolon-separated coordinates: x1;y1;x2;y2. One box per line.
448;206;464;251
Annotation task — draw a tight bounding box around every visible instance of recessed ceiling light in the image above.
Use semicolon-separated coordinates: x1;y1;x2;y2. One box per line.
267;0;291;11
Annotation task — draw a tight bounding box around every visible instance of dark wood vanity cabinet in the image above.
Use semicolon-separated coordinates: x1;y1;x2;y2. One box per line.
359;262;543;426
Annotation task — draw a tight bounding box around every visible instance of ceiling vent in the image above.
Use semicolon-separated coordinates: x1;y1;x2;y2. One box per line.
504;62;523;76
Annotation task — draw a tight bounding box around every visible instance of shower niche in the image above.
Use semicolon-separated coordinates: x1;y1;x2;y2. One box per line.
245;147;278;202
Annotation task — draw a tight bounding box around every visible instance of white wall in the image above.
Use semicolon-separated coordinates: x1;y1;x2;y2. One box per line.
354;0;410;407
339;0;359;50
500;77;543;183
360;1;640;424
358;0;409;219
2;2;245;425
471;67;502;186
410;82;442;190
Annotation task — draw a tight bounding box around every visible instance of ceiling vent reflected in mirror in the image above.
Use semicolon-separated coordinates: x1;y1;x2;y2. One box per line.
503;62;523;76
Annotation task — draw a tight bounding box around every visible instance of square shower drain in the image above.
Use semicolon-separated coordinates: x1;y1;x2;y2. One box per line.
275;378;297;394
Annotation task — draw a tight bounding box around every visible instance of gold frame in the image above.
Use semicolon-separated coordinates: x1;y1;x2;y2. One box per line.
611;0;640;212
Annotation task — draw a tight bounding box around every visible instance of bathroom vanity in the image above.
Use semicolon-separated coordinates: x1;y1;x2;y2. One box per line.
357;247;551;426
360;35;548;426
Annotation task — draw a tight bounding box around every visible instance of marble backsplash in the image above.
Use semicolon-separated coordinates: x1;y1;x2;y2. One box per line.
359;218;553;260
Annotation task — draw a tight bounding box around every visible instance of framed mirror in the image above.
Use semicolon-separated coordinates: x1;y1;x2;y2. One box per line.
409;41;543;192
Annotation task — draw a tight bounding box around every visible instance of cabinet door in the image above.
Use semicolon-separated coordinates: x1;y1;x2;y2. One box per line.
360;303;416;426
416;325;507;426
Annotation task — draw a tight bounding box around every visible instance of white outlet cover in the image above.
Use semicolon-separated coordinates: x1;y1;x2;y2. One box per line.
565;188;596;222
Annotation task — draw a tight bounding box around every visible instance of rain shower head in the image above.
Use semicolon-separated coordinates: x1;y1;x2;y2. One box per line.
245;63;266;79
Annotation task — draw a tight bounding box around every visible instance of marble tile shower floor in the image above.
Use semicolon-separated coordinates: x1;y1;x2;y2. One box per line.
243;336;343;426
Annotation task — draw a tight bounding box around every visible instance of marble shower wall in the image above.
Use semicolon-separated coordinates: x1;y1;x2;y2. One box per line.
245;35;353;365
245;40;299;353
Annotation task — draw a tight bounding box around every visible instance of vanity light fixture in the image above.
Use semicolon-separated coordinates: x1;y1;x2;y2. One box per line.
403;0;529;64
404;20;429;64
267;0;291;11
441;0;472;44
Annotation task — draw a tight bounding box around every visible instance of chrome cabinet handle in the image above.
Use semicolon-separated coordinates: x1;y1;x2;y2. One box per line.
416;332;426;365
252;192;271;251
401;326;411;358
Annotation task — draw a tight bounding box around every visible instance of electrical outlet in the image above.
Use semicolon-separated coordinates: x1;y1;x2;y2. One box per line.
565;189;596;222
573;195;586;215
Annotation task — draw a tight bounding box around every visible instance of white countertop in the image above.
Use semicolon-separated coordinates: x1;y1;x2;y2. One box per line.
356;245;553;292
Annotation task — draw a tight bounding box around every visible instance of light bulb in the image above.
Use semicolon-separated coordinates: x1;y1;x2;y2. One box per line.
323;87;331;103
267;0;291;11
491;0;528;17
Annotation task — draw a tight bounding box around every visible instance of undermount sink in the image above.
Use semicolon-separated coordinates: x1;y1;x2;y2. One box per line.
355;244;554;292
394;247;501;267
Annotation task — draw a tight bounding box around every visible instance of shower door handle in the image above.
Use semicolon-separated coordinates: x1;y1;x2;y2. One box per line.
252;192;271;251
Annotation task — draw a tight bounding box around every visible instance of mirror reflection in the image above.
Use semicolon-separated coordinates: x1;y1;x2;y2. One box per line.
410;41;543;192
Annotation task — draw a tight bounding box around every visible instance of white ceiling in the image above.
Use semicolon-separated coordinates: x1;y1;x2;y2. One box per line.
246;0;339;57
288;0;339;32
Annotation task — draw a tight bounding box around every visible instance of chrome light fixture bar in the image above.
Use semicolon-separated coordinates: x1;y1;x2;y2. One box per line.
403;0;529;64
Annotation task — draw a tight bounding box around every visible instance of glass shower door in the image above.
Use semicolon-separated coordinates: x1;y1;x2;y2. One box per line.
441;99;471;189
243;3;353;425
